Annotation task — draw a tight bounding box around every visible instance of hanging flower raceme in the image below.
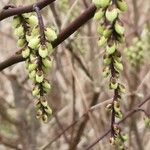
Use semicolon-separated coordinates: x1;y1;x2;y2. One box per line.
12;11;57;123
92;0;128;147
125;23;150;70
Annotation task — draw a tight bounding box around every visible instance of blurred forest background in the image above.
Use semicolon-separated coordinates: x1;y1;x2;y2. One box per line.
0;0;150;150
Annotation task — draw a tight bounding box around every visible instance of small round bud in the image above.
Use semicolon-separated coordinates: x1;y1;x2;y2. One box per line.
27;15;38;27
106;43;116;55
117;0;128;12
46;42;53;54
36;70;44;83
28;61;38;72
97;25;105;35
98;36;107;47
22;47;30;58
14;25;24;37
38;45;48;58
106;8;118;22
109;78;118;89
12;16;21;28
103;54;111;65
118;83;126;93
29;70;36;81
45;28;57;42
94;9;104;21
42;80;51;93
102;66;111;78
28;36;40;49
114;60;123;72
40;97;48;107
115;21;125;35
31;26;40;37
44;106;52;115
32;85;40;97
17;38;26;48
42;57;52;68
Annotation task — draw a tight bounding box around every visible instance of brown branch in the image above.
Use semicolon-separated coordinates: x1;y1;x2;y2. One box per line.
0;5;97;71
0;0;56;21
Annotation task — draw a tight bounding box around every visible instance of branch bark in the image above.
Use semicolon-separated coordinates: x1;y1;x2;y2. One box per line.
0;0;56;21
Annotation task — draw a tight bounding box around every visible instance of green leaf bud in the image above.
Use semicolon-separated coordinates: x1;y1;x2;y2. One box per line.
122;134;128;141
98;36;107;47
115;21;125;35
42;65;49;74
26;33;33;43
102;66;111;77
46;42;54;54
12;16;21;28
103;54;111;65
17;38;26;48
42;80;51;93
115;111;123;119
44;106;52;115
32;85;40;97
38;45;48;58
45;27;57;42
93;0;110;8
25;60;29;69
106;43;116;54
29;70;36;80
28;61;38;72
103;28;112;38
31;26;40;37
14;25;24;37
97;25;105;35
106;8;118;22
28;36;40;49
22;13;31;19
92;0;101;8
116;35;125;43
94;9;104;20
113;51;122;62
40;97;48;107
109;78;118;89
42;57;52;68
27;15;38;27
114;60;123;72
22;47;30;58
118;83;126;93
116;0;128;12
36;70;44;83
30;53;37;61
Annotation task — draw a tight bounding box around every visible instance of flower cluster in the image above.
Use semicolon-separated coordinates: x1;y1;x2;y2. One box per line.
125;24;150;70
12;12;57;123
92;0;127;146
125;38;144;70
